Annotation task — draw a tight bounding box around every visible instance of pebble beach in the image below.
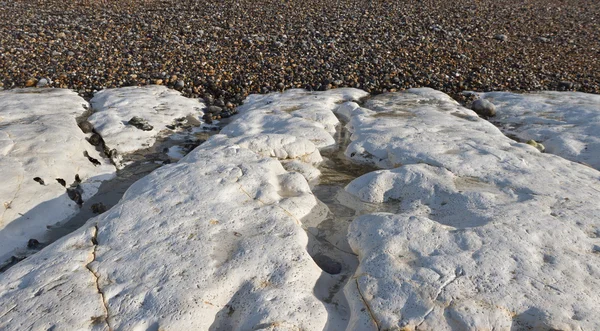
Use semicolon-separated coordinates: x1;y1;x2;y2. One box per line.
1;0;599;104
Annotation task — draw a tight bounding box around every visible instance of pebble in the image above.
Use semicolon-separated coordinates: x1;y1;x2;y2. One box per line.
526;139;545;152
471;99;496;117
78;121;94;133
494;34;508;42
36;78;48;87
88;133;103;146
207;106;222;114
128;116;153;131
0;0;598;103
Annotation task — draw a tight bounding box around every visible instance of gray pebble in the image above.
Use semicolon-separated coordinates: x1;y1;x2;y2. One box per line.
36;78;48;87
494;34;508;41
78;121;94;133
471;99;496;117
207;105;222;114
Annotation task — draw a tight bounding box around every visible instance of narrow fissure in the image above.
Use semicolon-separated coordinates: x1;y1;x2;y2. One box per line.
85;224;112;331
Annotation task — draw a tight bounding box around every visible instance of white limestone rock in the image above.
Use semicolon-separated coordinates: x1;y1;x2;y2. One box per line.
0;225;106;330
479;91;600;169
88;86;205;155
342;88;600;330
0;139;329;330
0;88;115;262
221;88;368;149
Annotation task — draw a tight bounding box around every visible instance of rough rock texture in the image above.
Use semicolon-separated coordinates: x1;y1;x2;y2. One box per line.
204;134;323;182
2;87;600;331
480;91;600;170
88;85;205;155
0;140;329;330
221;88;368;149
342;88;600;330
0;88;115;262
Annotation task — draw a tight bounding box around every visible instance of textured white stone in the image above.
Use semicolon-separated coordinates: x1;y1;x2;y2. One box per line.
343;88;600;330
0;88;115;262
221;88;368;149
0;139;328;330
479;91;600;170
88;85;205;155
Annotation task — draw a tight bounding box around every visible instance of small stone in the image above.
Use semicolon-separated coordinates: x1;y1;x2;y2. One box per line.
88;133;103;146
154;79;163;85
91;202;107;214
36;78;48;87
526;140;545;152
108;149;118;159
27;239;42;249
203;113;213;124
78;121;94;133
471;99;496;117
25;79;37;87
207;106;222;114
558;81;574;91
67;187;83;205
51;51;61;57
128;116;153;131
494;34;508;41
175;80;185;90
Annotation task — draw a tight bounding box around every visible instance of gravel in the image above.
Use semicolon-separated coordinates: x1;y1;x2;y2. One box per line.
1;0;599;104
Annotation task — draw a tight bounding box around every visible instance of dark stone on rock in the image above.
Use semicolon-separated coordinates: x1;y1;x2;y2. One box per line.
78;121;94;133
91;202;107;214
83;151;101;166
108;149;118;159
471;99;496;117
88;133;103;146
312;253;342;275
75;174;81;183
56;178;66;187
128;116;153;131
67;187;83;205
27;239;41;249
33;177;45;185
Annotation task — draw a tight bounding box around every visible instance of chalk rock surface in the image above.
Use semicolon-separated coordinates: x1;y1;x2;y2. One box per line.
2;87;600;331
0;138;329;330
479;91;600;170
221;88;368;149
88;85;205;155
343;88;600;330
0;89;115;262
